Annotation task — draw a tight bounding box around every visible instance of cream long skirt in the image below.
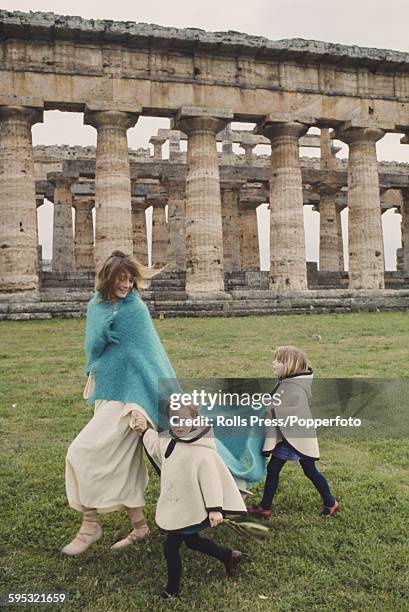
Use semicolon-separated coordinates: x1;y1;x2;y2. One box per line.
65;400;152;513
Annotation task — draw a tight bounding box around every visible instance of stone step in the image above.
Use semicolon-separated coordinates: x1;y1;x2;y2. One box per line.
8;302;79;314
0;312;53;321
40;290;93;301
40;281;94;289
146;300;231;311
149;280;186;289
1;289;409;321
147;292;188;301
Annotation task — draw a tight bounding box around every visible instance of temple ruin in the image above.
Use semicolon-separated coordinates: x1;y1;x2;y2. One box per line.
0;10;409;319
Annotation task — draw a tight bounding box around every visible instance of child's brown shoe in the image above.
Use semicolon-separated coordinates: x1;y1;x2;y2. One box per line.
320;500;340;517
246;505;272;519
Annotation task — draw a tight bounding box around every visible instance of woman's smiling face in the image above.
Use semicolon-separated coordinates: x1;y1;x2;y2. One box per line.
112;271;134;301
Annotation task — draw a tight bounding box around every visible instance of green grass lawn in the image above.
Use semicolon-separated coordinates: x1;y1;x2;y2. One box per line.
0;313;408;611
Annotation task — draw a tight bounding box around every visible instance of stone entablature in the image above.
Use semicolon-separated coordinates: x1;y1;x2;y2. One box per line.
1;10;409;70
1;11;409;130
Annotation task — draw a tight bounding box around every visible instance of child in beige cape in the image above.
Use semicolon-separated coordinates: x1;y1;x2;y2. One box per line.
133;407;246;599
248;346;339;519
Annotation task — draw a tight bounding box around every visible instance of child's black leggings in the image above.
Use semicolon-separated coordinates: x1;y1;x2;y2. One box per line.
164;532;230;595
260;456;336;510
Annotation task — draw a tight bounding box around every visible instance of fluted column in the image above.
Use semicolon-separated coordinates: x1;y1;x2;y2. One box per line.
260;121;309;291
175;109;232;293
35;197;43;246
49;173;76;273
239;205;260;271
84;110;139;269
163;178;186;271
0;106;43;291
131;196;148;265
319;185;342;271
336;204;345;271
169;130;182;161
336;126;385;289
320;128;336;171
221;182;241;272
319;127;342;271
73;198;94;271
239;139;256;165
150;135;166;160
221;125;234;165
401;188;409;273
36;197;44;273
151;198;168;268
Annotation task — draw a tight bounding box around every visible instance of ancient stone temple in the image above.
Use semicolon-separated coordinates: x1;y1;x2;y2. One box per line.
0;10;409;319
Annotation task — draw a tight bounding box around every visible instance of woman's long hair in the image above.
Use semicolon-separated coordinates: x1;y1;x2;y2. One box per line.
96;250;163;302
274;346;310;378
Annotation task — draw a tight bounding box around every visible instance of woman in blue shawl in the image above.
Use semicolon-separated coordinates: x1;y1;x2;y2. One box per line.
63;250;178;555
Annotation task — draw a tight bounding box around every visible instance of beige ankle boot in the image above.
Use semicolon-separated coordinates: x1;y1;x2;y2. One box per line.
62;508;102;556
111;507;149;550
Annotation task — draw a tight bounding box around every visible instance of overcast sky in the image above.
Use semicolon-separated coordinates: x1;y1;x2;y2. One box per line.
2;0;407;268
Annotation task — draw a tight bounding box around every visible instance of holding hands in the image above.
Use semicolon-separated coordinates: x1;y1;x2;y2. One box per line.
209;511;224;528
130;410;148;434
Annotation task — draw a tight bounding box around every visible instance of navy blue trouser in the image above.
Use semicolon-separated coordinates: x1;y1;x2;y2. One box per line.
164;532;230;595
260;456;336;510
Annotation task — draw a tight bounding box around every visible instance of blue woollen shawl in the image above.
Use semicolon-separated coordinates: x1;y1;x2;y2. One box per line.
84;289;266;486
84;290;179;423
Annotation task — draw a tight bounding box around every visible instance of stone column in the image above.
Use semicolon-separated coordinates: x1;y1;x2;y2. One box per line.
320;128;336;170
150;135;166;160
0;106;43;291
150;197;168;268
400;188;409;273
336;204;345;271
36;197;44;273
319;127;342;271
48;173;77;273
319;185;342;271
73;198;94;271
221;125;234;165
35;197;43;244
175;108;233;293
259;121;309;291
169;130;182;161
239;140;256;166
131;196;148;266
162;178;186;271
335;126;385;289
238;205;260;271
84;110;139;269
221;181;242;272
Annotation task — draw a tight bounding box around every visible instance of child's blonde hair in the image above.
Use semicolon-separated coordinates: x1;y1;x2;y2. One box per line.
274;346;310;378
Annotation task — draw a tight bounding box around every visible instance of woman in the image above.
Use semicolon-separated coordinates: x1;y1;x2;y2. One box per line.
63;250;178;555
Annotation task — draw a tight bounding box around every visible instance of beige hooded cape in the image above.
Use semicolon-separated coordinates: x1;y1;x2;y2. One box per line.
142;427;246;531
263;372;320;460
